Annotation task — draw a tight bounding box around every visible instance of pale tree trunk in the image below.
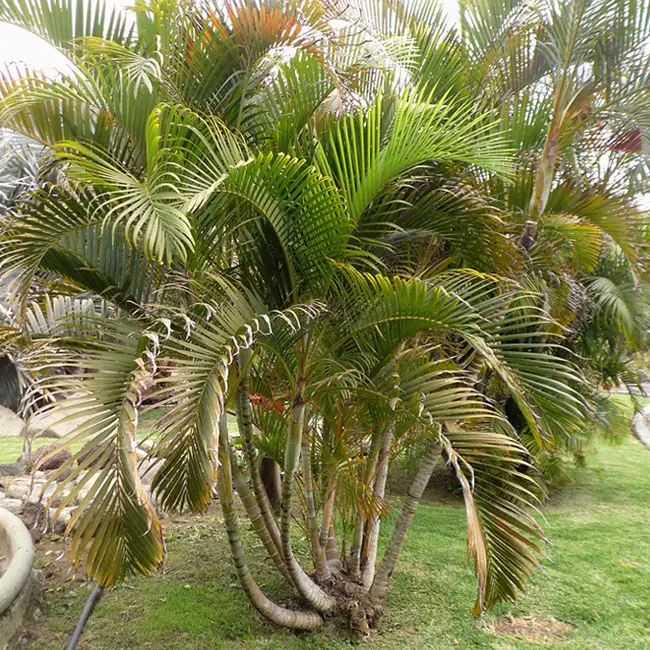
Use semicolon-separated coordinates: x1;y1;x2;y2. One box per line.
236;349;323;600
280;373;337;613
361;426;393;589
349;429;383;578
319;421;340;568
326;524;339;563
319;484;340;570
319;484;336;549
528;0;586;221
300;424;329;580
216;413;323;630
528;114;562;220
230;450;293;586
235;349;284;557
370;441;441;603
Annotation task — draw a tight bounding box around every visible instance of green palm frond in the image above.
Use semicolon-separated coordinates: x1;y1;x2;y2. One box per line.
438;270;589;448
24;294;108;336
54;142;192;264
197;152;350;302
0;185;103;314
316;88;513;224
151;287;324;512
537;215;603;274
585;275;645;344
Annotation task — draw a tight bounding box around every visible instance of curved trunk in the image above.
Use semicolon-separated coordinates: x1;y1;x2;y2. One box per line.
370;441;440;603
217;414;323;630
235;349;284;556
280;379;337;613
230;451;293;585
360;426;393;589
235;350;322;594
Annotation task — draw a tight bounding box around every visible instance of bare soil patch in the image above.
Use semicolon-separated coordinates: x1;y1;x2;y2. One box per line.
493;615;576;644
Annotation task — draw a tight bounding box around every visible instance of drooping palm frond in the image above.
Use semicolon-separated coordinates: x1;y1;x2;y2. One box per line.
437;270;590;449
441;422;545;616
151;285;325;512
33;318;164;587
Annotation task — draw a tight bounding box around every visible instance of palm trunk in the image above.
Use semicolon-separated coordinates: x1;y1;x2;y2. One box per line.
230;450;293;585
319;483;336;549
216;413;323;630
280;376;337;613
235;349;284;557
370;441;440;603
300;424;329;580
528;0;586;220
360;426;393;589
349;429;383;578
348;514;364;578
528;114;562;220
326;523;340;563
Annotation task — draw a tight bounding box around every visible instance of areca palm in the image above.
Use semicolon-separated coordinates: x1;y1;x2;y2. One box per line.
356;0;650;467
0;0;633;634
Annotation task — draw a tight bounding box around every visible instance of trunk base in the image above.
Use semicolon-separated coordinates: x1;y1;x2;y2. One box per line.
314;573;384;634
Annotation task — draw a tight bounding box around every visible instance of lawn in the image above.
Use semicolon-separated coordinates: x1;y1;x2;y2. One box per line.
16;404;650;649
0;409;165;465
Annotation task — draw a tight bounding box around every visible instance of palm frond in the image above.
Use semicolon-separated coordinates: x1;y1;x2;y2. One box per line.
35;319;164;587
441;423;545;616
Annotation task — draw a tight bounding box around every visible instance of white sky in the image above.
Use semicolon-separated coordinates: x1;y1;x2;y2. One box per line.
0;0;132;74
0;0;460;74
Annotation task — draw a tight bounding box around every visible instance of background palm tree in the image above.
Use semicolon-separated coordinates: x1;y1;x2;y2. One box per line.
0;0;647;634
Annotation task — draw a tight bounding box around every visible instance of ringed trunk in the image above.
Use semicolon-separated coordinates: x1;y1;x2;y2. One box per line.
361;426;393;589
217;413;323;630
370;441;441;603
280;379;337;613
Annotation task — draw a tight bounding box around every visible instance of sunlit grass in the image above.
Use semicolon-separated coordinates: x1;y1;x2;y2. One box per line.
22;397;650;649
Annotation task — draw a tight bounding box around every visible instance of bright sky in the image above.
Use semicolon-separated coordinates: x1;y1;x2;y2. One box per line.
0;0;460;74
0;0;131;73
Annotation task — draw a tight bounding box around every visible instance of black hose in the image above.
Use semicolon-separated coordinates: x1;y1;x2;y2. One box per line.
66;583;104;650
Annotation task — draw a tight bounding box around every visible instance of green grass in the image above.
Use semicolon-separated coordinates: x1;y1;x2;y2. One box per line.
0;410;243;465
23;414;650;649
0;409;166;464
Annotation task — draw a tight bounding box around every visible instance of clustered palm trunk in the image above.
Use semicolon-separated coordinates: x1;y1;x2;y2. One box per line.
0;0;649;636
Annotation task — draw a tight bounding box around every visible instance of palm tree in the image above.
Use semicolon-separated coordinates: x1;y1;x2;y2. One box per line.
383;0;650;469
0;0;633;633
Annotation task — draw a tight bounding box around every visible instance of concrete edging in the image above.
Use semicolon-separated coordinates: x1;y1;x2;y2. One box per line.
632;407;650;451
0;507;35;615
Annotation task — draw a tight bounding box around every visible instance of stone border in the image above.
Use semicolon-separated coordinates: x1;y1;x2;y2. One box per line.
0;507;35;648
632;407;650;451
